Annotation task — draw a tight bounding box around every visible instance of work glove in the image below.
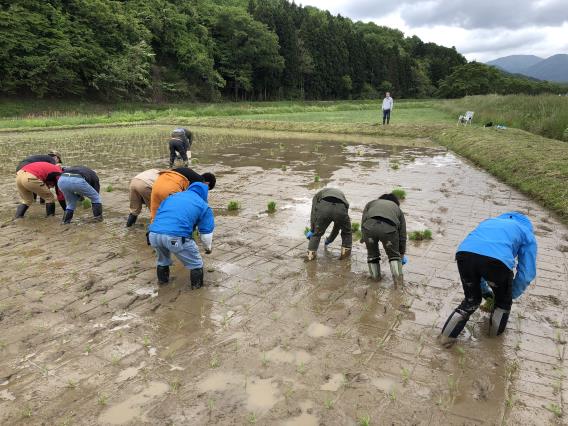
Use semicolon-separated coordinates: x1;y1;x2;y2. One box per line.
402;255;408;265
200;232;213;254
305;230;314;239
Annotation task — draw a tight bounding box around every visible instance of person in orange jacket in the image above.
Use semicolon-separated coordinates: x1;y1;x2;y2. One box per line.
150;168;216;221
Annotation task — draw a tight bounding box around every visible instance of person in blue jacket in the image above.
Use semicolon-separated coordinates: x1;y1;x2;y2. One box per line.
440;212;537;346
148;182;214;289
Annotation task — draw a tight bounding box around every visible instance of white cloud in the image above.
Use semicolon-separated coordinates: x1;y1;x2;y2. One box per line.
298;0;568;61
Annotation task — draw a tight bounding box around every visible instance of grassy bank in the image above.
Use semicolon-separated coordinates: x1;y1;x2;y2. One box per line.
438;94;568;141
0;99;438;130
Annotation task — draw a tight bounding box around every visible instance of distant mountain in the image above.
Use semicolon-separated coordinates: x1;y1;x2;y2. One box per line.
486;54;568;83
486;55;543;74
523;54;568;83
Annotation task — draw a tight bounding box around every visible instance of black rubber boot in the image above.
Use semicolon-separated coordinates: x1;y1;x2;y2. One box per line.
39;197;45;204
190;267;204;289
15;204;29;219
92;203;103;221
59;199;67;211
157;265;170;284
126;213;138;227
62;209;74;224
45;202;56;216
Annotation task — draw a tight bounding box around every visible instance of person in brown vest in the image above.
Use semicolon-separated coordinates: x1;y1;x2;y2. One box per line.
126;168;160;227
306;188;352;260
361;193;407;286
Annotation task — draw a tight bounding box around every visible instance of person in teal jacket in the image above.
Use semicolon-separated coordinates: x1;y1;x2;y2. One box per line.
440;212;537;346
148;182;214;289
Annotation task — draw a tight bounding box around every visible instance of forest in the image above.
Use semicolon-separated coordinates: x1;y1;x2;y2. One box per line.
1;0;565;102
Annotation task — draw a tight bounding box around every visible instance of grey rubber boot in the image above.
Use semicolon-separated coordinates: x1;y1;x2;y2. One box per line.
389;260;403;287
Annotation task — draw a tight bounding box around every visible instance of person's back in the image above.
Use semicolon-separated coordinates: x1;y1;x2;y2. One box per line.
363;198;402;227
17;154;56;172
150;183;212;237
63;166;100;193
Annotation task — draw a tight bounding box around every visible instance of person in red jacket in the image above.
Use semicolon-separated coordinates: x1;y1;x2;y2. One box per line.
15;162;64;218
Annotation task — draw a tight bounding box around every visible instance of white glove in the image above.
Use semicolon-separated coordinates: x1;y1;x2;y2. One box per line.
200;232;213;253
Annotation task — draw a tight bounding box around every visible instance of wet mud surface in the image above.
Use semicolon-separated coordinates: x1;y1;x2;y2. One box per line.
0;126;566;424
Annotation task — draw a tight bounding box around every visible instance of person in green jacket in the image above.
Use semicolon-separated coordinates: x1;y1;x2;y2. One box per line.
361;193;407;286
306;188;352;260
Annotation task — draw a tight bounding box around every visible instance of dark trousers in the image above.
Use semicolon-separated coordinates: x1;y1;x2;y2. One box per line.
455;251;513;316
362;218;400;261
308;200;352;251
169;140;188;165
382;109;391;124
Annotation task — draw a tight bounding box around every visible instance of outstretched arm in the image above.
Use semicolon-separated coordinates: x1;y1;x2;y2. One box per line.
512;234;537;299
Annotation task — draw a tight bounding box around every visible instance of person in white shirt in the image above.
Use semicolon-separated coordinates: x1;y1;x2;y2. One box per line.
382;92;393;125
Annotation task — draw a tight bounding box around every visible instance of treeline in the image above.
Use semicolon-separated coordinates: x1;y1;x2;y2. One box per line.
0;0;564;102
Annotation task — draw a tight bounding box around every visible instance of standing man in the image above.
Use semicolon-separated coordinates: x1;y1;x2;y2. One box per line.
361;193;407;286
15;161;63;218
306;188;352;261
127;168;160;227
169;128;192;168
148;182;214;289
440;212;537;346
382;92;394;125
58;166;103;223
150;168;216;221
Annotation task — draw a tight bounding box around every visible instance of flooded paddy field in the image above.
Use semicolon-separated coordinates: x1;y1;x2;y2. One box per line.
0;126;566;424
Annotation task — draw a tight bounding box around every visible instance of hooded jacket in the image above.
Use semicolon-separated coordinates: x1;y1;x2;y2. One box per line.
149;182;214;238
457;212;537;299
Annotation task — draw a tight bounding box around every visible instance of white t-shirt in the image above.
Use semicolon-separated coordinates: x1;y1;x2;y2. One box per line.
382;97;393;110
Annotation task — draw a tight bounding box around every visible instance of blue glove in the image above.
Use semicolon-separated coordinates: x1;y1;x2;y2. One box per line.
402;255;408;265
305;230;314;239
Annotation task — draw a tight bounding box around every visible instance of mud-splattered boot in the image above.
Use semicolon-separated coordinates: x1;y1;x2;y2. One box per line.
306;250;316;261
62;209;74;224
126;213;138;227
389;260;404;288
190;267;204;289
92;203;103;221
45;202;56;217
367;257;380;280
157;265;170;285
14;204;29;219
340;246;351;259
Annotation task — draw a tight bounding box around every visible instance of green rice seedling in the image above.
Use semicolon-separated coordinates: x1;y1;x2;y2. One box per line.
82;198;92;209
297;362;306;375
281;165;287;171
390;161;400;170
505;395;515;408
20;406;33;419
480;296;495;312
261;352;269;367
351;222;362;241
210;356;220;369
314;174;320;182
389;388;397;401
105;184;113;192
545;403;562;418
208;398;215;413
170;379;181;393
111;354;120;366
324;398;334;409
267;201;277;213
191;158;200;165
401;367;410;385
357;414;371;426
143;336;151;347
351;222;360;232
97;393;108;406
227;200;240;211
408;229;433;241
248;412;257;424
66;379;78;389
391;188;406;200
304;226;311;236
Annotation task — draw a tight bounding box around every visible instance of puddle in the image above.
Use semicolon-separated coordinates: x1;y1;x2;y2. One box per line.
306;322;333;338
245;377;280;413
197;371;243;392
116;362;146;383
98;381;168;425
265;346;312;364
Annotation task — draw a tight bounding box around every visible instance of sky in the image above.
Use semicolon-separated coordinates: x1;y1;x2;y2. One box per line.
298;0;568;62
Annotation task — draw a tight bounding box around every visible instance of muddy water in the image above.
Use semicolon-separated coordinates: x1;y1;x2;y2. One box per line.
0;126;566;425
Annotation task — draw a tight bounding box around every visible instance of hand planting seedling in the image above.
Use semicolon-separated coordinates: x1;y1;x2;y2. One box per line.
227;200;240;211
267;201;277;213
391;188;406;200
408;229;433;241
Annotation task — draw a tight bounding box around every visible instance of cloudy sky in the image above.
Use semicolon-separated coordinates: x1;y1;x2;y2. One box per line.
298;0;568;62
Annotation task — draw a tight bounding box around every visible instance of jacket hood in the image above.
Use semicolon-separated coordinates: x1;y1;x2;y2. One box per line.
497;211;533;232
189;182;208;202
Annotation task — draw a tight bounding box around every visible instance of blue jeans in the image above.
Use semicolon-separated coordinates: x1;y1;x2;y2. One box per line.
382;109;391;124
149;232;203;269
58;175;102;211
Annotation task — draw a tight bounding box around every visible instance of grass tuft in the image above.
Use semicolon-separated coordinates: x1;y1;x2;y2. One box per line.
227;200;240;211
392;188;406;200
267;201;277;213
408;229;433;241
82;198;92;209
